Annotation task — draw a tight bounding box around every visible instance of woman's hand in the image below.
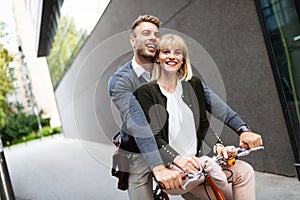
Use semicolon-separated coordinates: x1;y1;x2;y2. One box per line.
216;145;238;159
173;155;200;174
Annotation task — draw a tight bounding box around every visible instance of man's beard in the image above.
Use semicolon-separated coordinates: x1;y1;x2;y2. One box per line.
136;48;155;62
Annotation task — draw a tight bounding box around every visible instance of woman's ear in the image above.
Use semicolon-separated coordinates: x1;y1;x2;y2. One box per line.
181;57;186;66
156;56;160;63
155;54;160;63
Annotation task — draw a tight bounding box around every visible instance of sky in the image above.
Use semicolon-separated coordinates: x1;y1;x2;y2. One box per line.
0;0;18;52
61;0;110;34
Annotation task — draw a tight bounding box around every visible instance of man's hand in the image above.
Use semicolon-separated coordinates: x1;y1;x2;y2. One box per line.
239;131;263;149
152;164;183;190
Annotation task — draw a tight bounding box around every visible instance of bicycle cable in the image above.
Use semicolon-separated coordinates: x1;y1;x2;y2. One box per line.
223;168;233;180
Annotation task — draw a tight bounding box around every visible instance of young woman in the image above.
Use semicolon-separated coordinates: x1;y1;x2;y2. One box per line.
134;34;256;200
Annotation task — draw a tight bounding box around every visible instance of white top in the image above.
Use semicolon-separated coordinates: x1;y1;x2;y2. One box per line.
159;80;197;157
132;57;151;82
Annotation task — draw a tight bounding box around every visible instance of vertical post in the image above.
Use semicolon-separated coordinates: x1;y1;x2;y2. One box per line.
34;106;43;137
0;139;15;200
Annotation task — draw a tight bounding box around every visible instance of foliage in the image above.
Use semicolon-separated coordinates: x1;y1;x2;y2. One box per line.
2;125;61;147
0;21;14;129
0;109;61;146
0;22;9;44
47;15;88;88
0;21;61;147
0;112;37;144
52;126;61;134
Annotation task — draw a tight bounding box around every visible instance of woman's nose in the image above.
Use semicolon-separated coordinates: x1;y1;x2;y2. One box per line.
169;52;175;58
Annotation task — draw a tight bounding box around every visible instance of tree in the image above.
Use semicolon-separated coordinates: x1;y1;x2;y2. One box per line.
0;21;53;146
0;22;14;129
0;22;9;43
47;16;88;88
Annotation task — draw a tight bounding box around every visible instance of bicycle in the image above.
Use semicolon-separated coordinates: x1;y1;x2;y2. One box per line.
156;145;264;200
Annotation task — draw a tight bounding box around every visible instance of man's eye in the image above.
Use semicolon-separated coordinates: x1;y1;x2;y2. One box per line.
142;31;151;36
154;32;160;38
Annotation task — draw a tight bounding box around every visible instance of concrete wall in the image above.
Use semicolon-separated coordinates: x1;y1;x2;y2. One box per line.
55;0;296;176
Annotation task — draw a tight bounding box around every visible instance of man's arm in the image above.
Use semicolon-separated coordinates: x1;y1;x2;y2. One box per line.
202;81;244;131
202;82;263;148
108;72;163;169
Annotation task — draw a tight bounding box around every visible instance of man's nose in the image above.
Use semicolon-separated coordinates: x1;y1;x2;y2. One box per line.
149;32;157;40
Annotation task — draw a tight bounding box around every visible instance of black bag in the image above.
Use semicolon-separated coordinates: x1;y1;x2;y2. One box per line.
111;148;131;190
111;132;131;191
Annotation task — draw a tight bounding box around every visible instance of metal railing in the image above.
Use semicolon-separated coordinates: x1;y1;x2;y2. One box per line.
0;139;15;200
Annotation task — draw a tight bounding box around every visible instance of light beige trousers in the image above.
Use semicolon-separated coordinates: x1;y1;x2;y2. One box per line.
182;159;255;200
127;154;255;200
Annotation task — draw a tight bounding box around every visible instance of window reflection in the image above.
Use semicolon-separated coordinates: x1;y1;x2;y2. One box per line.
47;0;110;88
261;0;300;125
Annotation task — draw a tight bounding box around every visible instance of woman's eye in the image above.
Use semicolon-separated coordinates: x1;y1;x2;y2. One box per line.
175;51;182;55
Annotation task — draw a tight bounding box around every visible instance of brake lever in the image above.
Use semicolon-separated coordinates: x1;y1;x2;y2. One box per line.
213;146;264;166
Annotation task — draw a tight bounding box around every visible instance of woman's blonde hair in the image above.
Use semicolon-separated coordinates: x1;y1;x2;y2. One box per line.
152;34;193;81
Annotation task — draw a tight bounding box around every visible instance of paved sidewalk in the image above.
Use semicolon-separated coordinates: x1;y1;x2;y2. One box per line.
3;135;300;200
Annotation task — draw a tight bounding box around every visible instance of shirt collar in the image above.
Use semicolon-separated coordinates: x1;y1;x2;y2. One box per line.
132;57;151;82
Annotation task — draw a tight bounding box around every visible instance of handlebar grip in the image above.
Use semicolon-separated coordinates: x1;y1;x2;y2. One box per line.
240;143;249;150
227;157;236;166
180;171;186;180
159;182;165;190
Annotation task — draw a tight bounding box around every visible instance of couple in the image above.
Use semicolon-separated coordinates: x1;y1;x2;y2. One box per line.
108;15;263;200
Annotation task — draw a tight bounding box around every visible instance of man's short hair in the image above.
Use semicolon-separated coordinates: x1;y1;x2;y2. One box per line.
131;15;161;36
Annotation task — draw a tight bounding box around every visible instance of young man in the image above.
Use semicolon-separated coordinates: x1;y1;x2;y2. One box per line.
108;15;263;200
108;15;182;199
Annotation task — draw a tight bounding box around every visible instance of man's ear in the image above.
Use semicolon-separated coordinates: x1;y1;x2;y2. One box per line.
130;35;135;48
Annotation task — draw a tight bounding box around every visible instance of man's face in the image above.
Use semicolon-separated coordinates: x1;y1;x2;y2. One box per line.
130;22;160;62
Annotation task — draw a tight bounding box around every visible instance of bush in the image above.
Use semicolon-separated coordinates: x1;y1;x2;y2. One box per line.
42;126;52;137
0;113;36;145
2;126;62;147
0;112;62;147
52;127;61;134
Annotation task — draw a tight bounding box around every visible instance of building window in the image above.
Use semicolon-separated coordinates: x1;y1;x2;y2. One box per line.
255;0;300;178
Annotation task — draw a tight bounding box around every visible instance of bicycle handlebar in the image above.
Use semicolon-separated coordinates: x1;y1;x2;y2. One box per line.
213;146;264;166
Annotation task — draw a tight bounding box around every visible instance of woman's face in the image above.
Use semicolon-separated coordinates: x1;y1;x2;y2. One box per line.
156;46;184;74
